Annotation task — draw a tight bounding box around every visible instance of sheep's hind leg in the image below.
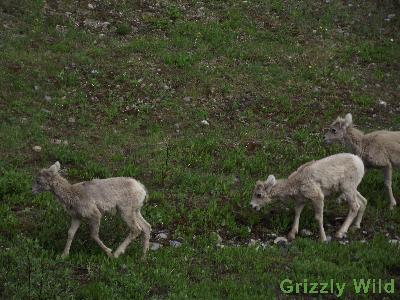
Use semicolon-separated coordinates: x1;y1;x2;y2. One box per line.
352;192;367;229
89;213;113;257
311;197;327;242
114;211;142;258
61;218;81;258
136;210;151;259
336;192;360;239
287;202;305;241
383;166;397;210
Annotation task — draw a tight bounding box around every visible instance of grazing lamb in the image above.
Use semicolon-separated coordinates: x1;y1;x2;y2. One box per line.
325;113;400;209
32;162;151;259
250;153;367;241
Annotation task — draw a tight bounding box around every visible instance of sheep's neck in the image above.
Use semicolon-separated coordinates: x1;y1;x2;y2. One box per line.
50;175;76;207
272;179;297;201
344;127;364;156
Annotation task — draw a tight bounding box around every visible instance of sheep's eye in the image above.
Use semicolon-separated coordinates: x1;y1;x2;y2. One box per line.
330;128;337;134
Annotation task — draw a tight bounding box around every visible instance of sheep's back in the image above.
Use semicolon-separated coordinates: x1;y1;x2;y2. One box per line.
308;153;364;194
75;177;147;212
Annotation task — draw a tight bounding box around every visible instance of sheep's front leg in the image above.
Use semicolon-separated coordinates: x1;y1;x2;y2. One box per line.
312;199;327;242
383;166;397;209
336;192;360;239
287;202;305;241
61;218;81;258
89;213;113;257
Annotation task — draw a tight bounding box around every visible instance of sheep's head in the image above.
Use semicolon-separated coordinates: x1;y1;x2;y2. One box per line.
324;113;353;144
32;162;61;195
250;175;277;211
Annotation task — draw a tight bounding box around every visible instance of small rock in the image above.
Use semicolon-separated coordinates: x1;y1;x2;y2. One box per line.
362;230;367;235
150;242;162;251
378;100;387;107
339;240;349;245
44;95;52;101
200;120;210;126
326;235;332;242
389;239;399;245
267;233;277;238
32;146;42;152
68;117;76;123
300;229;312;237
274;236;288;245
156;232;168;240
248;239;257;246
183;96;191;102
51;139;62;145
34;85;39;90
63;140;69;145
360;239;367;243
88;3;94;9
169;240;182;248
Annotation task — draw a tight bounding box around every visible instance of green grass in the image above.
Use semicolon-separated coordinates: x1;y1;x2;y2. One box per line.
1;0;399;299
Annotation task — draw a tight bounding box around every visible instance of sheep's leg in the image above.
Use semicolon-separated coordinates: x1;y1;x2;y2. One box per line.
336;192;360;239
89;214;113;257
352;192;367;229
287;202;305;241
383;166;397;209
312;198;326;242
114;211;142;258
61;218;81;258
136;210;151;259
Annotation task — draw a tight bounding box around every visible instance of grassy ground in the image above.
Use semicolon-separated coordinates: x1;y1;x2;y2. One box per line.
1;0;400;298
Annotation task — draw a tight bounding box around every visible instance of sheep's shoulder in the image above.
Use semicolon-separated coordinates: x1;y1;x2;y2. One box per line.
288;160;315;180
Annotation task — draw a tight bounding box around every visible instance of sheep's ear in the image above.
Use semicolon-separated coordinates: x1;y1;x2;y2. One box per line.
265;175;276;189
48;161;61;173
256;180;264;187
344;113;352;128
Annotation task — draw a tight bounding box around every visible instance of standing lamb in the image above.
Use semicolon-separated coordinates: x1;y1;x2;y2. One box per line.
250;153;367;241
325;113;400;209
32;162;151;259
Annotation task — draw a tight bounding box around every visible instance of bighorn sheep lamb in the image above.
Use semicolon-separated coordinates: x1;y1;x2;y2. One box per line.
32;162;151;259
250;153;367;241
325;113;400;209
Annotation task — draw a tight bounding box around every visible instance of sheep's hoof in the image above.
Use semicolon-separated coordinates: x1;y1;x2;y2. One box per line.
287;233;296;241
60;253;69;259
113;250;123;258
335;232;345;239
389;204;396;210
